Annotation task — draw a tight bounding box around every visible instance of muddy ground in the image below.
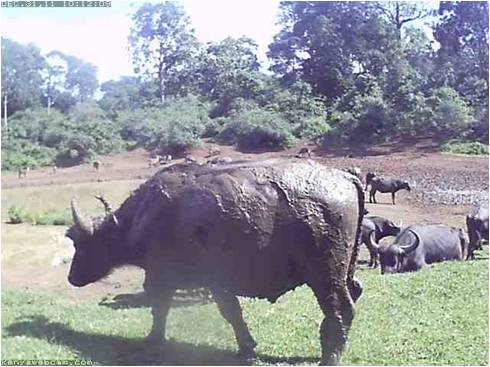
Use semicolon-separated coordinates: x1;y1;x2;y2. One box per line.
2;138;488;302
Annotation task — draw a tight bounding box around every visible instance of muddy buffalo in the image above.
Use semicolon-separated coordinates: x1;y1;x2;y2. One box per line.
369;224;466;274
466;204;489;260
361;216;401;268
66;159;365;365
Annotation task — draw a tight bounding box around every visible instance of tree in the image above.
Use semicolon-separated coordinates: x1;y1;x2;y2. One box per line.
1;38;45;134
268;2;391;101
374;1;434;41
435;1;488;81
41;52;67;115
44;51;99;109
99;76;149;116
434;1;489;141
192;37;266;116
129;2;199;101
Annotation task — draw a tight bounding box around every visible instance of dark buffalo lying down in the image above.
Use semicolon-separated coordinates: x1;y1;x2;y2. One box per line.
369;176;411;205
466;204;489;260
369;224;466;274
361;216;401;268
66;159;365;365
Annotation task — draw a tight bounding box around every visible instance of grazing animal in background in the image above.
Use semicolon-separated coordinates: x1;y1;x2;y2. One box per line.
369;176;411;205
466;204;489;260
159;154;172;164
93;160;101;172
184;155;198;164
207;147;221;158
296;147;312;158
369;224;466;274
365;171;377;191
66;159;365;365
361;216;402;268
18;167;29;178
207;156;234;165
52;164;58;174
148;156;161;168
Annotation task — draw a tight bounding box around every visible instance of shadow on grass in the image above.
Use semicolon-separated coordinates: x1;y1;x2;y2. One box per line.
5;316;319;365
99;290;213;310
5;315;245;365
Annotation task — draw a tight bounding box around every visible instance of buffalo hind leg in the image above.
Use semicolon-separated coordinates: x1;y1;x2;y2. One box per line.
211;288;257;359
309;281;354;365
368;248;379;268
391;192;396;205
144;279;175;343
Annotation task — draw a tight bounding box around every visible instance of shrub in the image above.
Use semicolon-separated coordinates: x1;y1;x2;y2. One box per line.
7;205;31;224
1;143;57;171
294;115;331;139
218;108;296;150
34;210;73;226
441;141;489;156
425;87;474;135
115;95;210;153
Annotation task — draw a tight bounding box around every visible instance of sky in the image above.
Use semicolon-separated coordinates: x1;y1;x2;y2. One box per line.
1;0;281;82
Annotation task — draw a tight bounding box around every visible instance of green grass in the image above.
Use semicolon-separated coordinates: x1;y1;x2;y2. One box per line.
441;140;489;156
1;180;143;220
2;254;488;365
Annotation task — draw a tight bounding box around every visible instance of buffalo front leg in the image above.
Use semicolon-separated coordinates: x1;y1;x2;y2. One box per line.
211;288;257;359
391;192;396;205
145;288;175;343
369;189;377;204
309;281;354;365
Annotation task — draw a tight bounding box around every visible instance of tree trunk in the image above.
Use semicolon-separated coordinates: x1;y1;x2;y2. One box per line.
47;95;51;115
159;63;165;102
3;93;7;138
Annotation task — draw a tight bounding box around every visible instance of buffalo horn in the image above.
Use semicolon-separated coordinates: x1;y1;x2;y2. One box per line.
397;219;403;228
95;195;119;225
399;229;420;255
368;230;381;253
71;198;94;236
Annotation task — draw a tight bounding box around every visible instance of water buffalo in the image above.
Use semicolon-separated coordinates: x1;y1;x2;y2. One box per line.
365;172;376;191
296;147;312;158
361;216;401;268
466;204;489;260
369;176;411;205
369;224;466;274
66;159;365;365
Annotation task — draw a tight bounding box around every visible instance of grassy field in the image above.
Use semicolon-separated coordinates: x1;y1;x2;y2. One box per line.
1;180;143;219
2;254;488;366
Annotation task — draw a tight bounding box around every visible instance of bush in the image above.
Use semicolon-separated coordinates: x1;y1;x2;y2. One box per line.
441;141;489;156
34;209;73;226
294;115;331;139
7;205;30;224
1;143;57;171
218;108;296;150
425;87;474;135
115;95;210;153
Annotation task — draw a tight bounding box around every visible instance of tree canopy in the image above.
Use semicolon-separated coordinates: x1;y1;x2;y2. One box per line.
1;1;488;170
